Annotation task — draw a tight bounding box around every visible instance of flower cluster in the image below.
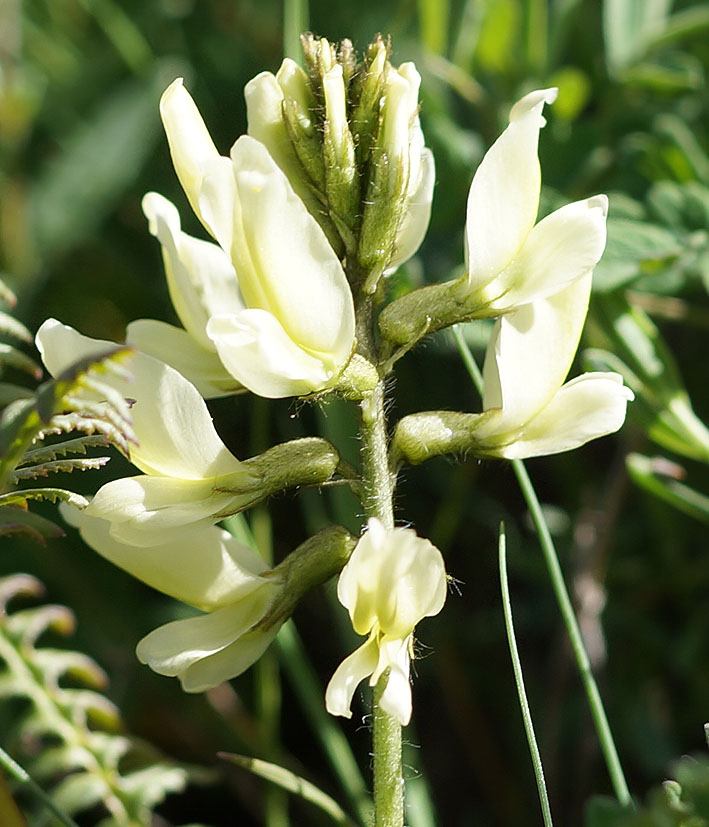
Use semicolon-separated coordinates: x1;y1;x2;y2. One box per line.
38;35;633;728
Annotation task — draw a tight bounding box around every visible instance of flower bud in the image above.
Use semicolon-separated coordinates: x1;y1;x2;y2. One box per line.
322;64;359;233
277;58;327;192
358;62;434;290
245;35;434;285
350;37;388;166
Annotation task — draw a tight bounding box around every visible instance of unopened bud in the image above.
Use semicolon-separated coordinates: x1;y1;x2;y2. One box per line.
350;38;388;166
276;58;315;136
277;61;324;187
323;64;359;233
358;62;430;289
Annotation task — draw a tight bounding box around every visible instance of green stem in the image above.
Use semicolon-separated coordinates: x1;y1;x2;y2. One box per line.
498;524;554;827
452;325;632;807
372;678;404;827
511;460;632;807
283;0;308;63
356;295;402;826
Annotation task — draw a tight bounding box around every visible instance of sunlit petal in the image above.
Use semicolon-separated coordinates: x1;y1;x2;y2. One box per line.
490;195;608;309
466;88;558;290
126;319;240;399
325;635;380;719
136;589;276;677
60;504;269;610
229;136;355;360
498;373;634;459
141;192;243;348
207;309;337;399
36;319;242;478
479;274;593;434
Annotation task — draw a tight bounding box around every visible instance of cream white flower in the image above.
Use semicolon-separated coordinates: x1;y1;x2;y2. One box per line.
325;518;446;726
36;320;265;546
142;78;355;399
378;88;607;347
61;505;282;692
470;274;634;458
465;88;608;313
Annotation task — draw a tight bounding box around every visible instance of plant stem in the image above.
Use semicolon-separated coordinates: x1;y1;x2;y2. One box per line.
356;295;402;826
372;677;404;827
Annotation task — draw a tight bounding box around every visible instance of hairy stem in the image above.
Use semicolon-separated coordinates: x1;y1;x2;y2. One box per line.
356;294;402;826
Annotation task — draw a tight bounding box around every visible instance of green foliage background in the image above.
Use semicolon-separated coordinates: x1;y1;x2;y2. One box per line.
2;0;709;824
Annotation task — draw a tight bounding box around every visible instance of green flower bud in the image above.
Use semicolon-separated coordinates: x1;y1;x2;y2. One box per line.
358;61;434;291
350;37;388;166
246;34;434;287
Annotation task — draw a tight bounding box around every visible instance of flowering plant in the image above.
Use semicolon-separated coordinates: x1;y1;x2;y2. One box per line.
3;26;664;827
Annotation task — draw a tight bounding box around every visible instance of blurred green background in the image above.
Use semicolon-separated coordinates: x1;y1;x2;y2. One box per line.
2;0;709;824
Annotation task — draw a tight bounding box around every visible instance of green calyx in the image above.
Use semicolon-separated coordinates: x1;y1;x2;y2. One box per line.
256;525;357;631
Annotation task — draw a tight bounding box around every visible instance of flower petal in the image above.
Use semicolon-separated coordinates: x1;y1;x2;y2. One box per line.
136;589;276;679
479;273;593;435
387;147;435;273
84;475;251;547
490;195;608;309
159;79;235;247
177;626;280;692
229;136;354;361
126;319;240;399
61;504;269;610
36;319;242;478
466;88;558;290
337;518;447;639
141;192;244;348
374;637;413;726
497;372;634;459
325;634;380;719
206;309;337;398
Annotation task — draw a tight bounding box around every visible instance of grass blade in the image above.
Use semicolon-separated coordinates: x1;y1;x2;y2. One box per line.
452;324;633;808
498;523;554;827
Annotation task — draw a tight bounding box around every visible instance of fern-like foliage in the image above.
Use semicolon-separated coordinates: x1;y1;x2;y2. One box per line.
586;753;709;826
0;279;136;542
0;573;200;826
